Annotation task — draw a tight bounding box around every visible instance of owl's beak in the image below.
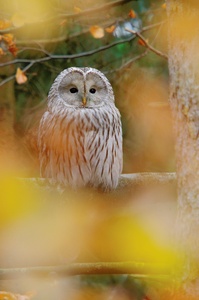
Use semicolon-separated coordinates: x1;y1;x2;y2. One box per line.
82;96;87;106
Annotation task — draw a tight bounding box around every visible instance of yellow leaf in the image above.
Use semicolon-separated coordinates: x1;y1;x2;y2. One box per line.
162;3;166;9
0;19;12;30
15;68;28;84
11;13;25;27
105;25;115;33
74;6;82;13
0;291;32;300
128;9;136;18
90;25;104;39
0;48;5;56
2;33;14;45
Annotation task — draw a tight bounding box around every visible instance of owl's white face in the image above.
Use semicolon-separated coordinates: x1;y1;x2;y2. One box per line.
55;68;113;108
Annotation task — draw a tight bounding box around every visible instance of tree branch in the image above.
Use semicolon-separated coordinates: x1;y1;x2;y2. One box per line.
0;61;34;87
0;261;171;280
105;50;149;74
125;28;168;60
19;173;176;193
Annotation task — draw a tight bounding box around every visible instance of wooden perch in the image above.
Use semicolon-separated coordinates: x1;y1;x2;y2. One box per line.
20;172;176;192
0;261;171;280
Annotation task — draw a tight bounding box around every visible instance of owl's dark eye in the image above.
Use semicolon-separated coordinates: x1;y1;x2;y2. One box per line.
70;87;78;93
89;88;96;94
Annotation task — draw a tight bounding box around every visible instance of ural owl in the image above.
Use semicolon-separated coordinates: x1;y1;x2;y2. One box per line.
38;67;122;190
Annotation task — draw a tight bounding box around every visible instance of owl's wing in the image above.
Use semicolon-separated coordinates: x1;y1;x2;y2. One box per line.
38;111;53;177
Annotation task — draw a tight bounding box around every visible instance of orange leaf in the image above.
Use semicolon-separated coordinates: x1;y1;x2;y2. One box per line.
138;38;147;46
162;3;166;9
16;68;28;85
11;13;25;27
0;48;5;56
90;25;104;39
2;33;14;45
0;19;12;30
8;43;18;56
59;19;67;26
105;25;115;33
128;9;136;18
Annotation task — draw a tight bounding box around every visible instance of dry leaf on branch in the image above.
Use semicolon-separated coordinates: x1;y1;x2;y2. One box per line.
105;25;115;33
90;25;104;39
128;9;137;19
0;19;12;30
15;68;28;84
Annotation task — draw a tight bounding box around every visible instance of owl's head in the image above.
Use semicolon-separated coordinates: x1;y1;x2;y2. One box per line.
48;67;115;111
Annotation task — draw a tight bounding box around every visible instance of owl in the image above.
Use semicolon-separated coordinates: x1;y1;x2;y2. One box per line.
38;67;122;190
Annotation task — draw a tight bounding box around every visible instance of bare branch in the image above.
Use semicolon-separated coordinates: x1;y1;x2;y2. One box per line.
142;20;167;33
0;35;137;68
125;28;168;60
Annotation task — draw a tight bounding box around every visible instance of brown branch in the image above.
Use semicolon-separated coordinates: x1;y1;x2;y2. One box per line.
0;21;167;69
0;35;137;69
125;28;168;60
0;261;171;280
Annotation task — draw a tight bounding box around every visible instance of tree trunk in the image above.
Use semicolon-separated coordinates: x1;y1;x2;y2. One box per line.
167;0;199;297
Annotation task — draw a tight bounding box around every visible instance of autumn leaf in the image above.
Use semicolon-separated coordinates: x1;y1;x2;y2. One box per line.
162;3;166;9
11;13;25;27
90;25;104;39
8;43;18;56
2;34;18;56
2;33;14;44
105;25;115;33
128;9;136;18
60;19;67;26
74;6;82;13
0;48;5;56
16;68;28;85
0;19;12;30
138;38;148;46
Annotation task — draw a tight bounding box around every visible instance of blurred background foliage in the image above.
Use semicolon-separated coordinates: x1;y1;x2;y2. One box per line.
0;0;174;177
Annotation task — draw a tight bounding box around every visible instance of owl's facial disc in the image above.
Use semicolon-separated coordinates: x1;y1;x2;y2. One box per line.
58;69;109;108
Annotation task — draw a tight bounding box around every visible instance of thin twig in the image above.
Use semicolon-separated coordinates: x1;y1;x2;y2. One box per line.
109;50;149;73
125;28;168;60
142;20;167;33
